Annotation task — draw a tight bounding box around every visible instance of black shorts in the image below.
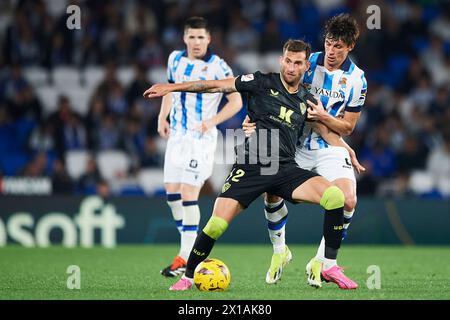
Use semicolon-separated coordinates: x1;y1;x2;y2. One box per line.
218;162;320;208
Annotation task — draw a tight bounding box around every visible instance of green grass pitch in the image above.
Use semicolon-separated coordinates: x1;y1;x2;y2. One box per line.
1;245;449;300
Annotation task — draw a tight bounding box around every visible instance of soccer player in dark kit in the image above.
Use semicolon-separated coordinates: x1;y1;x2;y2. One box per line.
143;39;357;290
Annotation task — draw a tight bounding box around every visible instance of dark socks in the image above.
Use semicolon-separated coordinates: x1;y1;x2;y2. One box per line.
323;207;344;260
185;231;216;278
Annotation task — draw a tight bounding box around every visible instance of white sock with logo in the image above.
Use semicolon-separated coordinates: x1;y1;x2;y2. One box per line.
265;199;288;254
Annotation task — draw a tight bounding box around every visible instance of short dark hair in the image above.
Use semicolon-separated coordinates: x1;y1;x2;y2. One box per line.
283;39;311;58
324;14;359;47
184;16;209;32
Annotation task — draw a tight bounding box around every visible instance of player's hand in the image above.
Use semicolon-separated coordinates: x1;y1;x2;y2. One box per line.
349;148;366;174
158;118;170;139
242;115;256;137
143;84;172;98
195;119;215;134
307;99;328;121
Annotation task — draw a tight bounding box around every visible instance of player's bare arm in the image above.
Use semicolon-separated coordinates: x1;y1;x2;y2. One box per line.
157;92;173;139
307;99;360;136
143;77;237;98
312;121;365;173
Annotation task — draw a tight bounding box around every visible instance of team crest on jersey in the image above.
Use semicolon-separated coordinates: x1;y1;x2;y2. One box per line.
339;77;347;86
270;89;279;97
299;102;307;115
241;74;254;82
222;182;231;193
201;66;208;72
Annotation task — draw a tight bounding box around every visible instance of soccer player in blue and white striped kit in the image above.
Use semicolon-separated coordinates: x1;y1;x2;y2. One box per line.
158;17;242;277
245;14;367;289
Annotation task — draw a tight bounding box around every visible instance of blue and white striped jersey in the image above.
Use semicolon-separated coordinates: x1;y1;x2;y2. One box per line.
300;51;367;150
167;50;233;138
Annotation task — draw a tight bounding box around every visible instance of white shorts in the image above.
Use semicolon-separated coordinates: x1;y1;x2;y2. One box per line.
163;135;217;187
295;146;356;183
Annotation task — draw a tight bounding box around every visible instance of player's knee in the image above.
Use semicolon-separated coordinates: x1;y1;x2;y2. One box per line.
344;193;357;210
180;186;199;202
320;186;345;210
203;216;229;240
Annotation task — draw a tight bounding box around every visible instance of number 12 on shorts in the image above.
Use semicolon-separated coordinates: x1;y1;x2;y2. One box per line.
227;168;246;183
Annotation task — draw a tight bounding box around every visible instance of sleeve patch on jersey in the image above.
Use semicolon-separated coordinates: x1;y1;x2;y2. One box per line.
241;74;254;82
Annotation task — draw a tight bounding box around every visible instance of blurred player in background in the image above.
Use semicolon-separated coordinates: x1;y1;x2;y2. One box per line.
244;14;367;289
158;17;242;277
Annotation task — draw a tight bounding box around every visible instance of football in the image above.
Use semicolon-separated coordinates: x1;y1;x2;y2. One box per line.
193;258;231;291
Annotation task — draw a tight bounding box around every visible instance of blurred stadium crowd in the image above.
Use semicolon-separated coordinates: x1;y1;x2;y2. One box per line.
0;0;449;198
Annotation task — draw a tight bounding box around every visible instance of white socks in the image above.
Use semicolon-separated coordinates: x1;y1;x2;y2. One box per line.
265;199;288;254
179;201;200;261
167;193;183;233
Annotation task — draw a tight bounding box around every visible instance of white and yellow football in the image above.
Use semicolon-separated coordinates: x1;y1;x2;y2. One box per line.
193;258;231;292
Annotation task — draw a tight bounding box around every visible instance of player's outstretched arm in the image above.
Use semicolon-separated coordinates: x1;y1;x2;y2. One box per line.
143;78;237;98
313;122;365;173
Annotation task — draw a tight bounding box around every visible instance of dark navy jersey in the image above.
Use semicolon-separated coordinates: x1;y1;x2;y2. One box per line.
235;71;316;164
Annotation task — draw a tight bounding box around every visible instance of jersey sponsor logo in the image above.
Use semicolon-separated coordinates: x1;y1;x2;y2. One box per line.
278;106;294;124
313;87;345;99
241;74;254;82
270;89;279;97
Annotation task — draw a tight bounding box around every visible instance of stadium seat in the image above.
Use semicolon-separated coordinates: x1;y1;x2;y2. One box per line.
0;152;30;176
0;124;16;152
15;118;37;149
137;168;165;195
35;85;59;115
24;66;49;87
148;67;166;84
62;85;91;116
118;67;135;87
65;150;91;180
408;170;435;194
52;66;81;89
96;150;131;182
235;52;261;73
387;55;410;88
82;66;105;89
436;176;450;198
